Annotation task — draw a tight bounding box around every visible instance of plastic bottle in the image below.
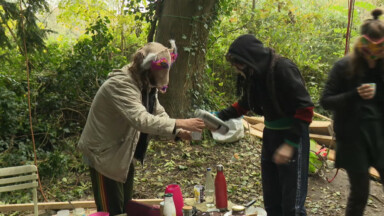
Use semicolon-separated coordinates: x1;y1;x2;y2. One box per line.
57;210;70;216
215;164;228;212
204;167;215;208
163;193;177;216
73;208;86;216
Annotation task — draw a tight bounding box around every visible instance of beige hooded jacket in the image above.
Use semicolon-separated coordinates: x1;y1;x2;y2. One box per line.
78;67;176;183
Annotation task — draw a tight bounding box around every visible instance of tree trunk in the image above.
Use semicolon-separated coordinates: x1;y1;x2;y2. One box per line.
155;0;219;118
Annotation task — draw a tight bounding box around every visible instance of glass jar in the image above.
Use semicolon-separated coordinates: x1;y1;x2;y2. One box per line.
231;205;246;216
182;205;193;216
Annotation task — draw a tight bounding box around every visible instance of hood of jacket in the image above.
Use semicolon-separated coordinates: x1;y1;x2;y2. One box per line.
227;34;272;77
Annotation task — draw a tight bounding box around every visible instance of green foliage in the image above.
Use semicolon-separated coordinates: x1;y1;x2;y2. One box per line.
204;0;367;111
0;0;51;52
57;0;110;31
309;140;323;174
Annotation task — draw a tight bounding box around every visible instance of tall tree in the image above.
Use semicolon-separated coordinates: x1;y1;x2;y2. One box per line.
0;0;50;54
155;0;220;118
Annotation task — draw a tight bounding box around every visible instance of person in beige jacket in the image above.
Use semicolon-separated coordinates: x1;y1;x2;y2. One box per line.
78;40;205;215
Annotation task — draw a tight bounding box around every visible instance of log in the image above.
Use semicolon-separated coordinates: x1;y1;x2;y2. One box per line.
0;199;162;212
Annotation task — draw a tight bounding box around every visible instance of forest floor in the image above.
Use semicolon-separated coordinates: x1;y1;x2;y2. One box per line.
17;133;384;216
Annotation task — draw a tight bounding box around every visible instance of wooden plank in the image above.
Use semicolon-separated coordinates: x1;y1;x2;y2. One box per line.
0;199;164;212
243;116;264;125
0;182;38;193
0;165;37;177
309;121;332;136
251;123;265;132
242;119;263;138
369;167;380;179
0;174;38;185
243;116;333;137
314;112;332;121
243;119;335;148
310;134;336;148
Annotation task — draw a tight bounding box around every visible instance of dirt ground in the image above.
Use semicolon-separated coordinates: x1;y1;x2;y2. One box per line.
307;168;384;216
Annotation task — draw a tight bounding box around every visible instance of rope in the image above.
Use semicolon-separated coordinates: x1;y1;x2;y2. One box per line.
19;2;48;202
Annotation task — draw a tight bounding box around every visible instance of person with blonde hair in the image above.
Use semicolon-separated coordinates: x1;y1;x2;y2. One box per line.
78;40;205;215
321;9;384;216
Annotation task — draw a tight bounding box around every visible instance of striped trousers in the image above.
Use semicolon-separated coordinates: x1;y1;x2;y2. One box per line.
89;163;135;216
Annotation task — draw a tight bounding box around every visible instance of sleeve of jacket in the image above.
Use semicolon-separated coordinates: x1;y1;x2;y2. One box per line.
104;77;176;138
217;95;250;121
320;59;360;111
276;64;314;147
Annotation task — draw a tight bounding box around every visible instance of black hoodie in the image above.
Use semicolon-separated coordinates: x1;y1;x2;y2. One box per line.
218;34;314;147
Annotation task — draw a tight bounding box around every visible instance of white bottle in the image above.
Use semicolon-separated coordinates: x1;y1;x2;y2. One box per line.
73;208;86;216
205;167;215;208
163;193;176;216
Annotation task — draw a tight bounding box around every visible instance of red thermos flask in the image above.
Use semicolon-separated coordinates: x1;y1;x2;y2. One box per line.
215;164;228;211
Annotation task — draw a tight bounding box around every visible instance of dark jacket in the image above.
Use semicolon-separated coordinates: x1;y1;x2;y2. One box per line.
320;56;384;170
218;34;314;146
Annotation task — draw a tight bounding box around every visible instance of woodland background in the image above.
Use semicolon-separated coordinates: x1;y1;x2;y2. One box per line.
1;0;384;215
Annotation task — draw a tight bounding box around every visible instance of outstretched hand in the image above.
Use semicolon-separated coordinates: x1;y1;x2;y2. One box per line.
175;118;205;132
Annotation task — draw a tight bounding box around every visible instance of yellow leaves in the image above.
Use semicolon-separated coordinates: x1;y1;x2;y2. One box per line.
57;35;64;42
229;17;238;23
290;7;298;13
37;22;45;29
259;11;268;19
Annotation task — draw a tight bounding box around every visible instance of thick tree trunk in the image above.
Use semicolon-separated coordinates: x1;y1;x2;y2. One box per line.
155;0;219;118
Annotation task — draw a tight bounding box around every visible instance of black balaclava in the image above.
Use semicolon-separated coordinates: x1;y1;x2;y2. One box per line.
228;34;272;96
227;34;272;77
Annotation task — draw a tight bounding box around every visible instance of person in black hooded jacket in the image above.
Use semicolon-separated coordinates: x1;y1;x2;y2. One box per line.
217;34;314;216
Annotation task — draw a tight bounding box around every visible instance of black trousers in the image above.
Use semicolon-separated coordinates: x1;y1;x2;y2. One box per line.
345;169;384;216
261;127;310;216
89;163;135;216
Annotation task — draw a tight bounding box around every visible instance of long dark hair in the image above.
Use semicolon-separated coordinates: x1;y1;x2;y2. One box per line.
349;9;384;77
